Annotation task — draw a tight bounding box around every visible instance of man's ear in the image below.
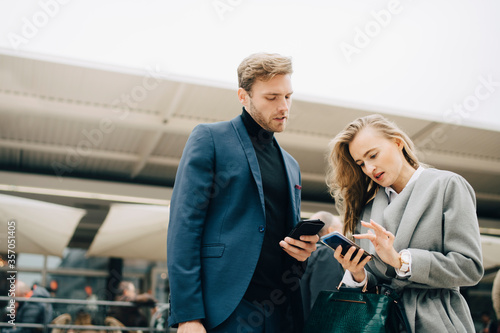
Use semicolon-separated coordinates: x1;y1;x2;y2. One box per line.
238;87;249;106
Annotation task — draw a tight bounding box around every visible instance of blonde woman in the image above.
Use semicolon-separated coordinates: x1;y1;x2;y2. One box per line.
326;114;483;332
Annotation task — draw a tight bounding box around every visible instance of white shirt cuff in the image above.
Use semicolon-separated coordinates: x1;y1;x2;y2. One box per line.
341;269;367;287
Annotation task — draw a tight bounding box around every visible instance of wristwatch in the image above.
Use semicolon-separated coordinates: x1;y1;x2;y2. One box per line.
399;250;411;273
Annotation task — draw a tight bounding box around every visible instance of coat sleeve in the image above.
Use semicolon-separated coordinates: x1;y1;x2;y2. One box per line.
408;174;484;288
167;124;215;326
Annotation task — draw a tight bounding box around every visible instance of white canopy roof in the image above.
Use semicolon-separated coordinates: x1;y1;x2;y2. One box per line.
0;0;499;129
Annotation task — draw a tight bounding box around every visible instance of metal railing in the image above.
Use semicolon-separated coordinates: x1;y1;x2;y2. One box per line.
0;296;171;333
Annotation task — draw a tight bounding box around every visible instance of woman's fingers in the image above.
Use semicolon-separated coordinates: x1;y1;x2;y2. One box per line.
333;244;368;273
359;220;394;242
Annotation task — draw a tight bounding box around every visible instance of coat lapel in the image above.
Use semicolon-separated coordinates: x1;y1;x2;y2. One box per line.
365;178;420;276
367;179;421;250
370;190;388;226
391;171;429;251
279;144;300;226
364;190;390;276
383;186;411;238
230;116;266;215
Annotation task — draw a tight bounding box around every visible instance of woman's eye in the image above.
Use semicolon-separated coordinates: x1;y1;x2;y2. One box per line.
370;153;377;159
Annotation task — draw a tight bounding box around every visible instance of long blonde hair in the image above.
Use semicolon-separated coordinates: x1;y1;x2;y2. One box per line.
326;114;421;237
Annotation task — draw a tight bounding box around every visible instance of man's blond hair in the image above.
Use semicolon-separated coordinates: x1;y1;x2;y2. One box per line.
237;53;293;95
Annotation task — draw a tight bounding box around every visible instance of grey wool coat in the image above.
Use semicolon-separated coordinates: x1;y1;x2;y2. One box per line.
357;168;484;332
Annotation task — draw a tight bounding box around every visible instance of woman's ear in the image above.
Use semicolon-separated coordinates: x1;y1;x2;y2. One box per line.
395;137;404;151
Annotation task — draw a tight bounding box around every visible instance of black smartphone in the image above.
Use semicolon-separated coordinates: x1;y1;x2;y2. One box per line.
321;231;372;261
287;219;325;240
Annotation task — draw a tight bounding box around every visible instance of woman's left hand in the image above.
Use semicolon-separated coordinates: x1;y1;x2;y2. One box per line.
354;219;401;269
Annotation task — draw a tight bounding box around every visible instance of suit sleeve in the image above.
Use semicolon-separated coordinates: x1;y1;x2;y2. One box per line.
167;125;215;326
408;175;484;288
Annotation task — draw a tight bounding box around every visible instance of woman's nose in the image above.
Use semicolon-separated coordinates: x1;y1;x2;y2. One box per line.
365;163;375;174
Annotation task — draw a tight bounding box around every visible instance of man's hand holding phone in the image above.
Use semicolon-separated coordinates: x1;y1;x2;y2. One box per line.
280;234;319;262
280;219;324;262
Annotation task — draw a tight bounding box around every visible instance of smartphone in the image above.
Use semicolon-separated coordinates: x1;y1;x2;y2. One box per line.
287;219;325;240
321;231;372;261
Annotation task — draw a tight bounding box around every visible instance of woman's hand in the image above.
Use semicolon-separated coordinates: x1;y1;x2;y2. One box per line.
354;219;401;269
333;244;371;283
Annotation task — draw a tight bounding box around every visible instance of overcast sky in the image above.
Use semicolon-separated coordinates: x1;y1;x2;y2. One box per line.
1;0;499;130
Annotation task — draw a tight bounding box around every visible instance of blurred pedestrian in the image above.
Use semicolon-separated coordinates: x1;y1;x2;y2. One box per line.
107;281;156;332
2;281;53;333
480;311;498;333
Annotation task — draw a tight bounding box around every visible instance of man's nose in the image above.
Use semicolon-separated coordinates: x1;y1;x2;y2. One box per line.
278;97;289;111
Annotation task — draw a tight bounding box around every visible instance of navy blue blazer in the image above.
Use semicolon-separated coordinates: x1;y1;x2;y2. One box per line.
167;115;302;329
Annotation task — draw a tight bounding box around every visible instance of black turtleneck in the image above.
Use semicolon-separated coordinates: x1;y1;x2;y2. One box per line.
241;108;290;303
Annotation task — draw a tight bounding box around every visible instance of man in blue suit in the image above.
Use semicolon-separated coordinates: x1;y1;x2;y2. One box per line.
167;53;318;332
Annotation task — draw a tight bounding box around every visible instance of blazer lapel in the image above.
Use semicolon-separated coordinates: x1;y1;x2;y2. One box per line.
230;116;266;214
278;144;300;226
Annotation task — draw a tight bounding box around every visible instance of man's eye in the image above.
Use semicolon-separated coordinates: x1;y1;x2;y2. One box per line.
267;97;276;101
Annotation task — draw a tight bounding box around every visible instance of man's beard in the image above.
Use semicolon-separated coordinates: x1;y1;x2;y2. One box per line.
248;98;285;133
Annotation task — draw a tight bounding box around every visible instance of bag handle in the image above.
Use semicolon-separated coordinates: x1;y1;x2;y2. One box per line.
380;284;412;333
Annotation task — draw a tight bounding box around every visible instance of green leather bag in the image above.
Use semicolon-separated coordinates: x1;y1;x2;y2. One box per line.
304;285;411;333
